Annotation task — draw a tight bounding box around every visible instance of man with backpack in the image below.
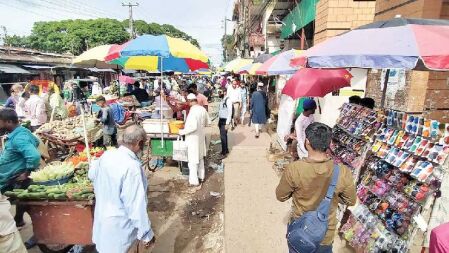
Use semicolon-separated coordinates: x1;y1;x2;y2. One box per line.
276;122;356;253
95;96;117;147
217;89;233;157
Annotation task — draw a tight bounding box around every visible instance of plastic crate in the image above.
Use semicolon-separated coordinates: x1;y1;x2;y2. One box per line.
150;139;174;157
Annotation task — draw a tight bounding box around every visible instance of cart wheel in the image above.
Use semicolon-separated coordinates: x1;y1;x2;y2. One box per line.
37;244;74;253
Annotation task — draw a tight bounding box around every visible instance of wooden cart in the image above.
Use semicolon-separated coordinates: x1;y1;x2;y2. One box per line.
17;200;94;253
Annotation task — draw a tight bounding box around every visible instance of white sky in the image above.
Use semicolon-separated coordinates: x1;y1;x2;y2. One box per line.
0;0;236;66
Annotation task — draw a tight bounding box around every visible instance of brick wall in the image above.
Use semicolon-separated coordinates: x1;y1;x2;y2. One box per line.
314;0;376;44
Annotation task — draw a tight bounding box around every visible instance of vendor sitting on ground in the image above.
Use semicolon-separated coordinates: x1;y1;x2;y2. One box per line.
0;109;41;226
95;96;117;147
130;81;150;106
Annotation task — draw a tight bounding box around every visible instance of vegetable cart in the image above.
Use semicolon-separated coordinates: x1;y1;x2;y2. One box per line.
14;200;94;253
144;133;188;174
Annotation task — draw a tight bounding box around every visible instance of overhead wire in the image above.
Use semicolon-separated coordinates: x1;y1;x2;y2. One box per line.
53;0;119;18
35;0;102;19
0;1;59;20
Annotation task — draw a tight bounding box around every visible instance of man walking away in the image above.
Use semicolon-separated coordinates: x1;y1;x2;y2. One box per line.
218;89;232;157
95;96;117;147
25;85;47;132
295;98;317;159
89;125;156;253
276;122;356;253
227;80;242;127
179;94;210;187
240;82;249;125
250;82;267;138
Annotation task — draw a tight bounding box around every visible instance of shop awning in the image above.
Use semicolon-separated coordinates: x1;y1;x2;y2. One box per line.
22;65;53;69
0;64;30;74
87;68;116;73
280;0;318;39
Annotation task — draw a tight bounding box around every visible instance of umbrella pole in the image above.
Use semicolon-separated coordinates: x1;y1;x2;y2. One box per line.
160;56;164;149
380;69;390;108
79;103;92;163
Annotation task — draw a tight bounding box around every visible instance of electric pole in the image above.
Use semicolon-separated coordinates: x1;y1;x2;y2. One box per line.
122;2;139;39
224;16;227;62
223;17;232;63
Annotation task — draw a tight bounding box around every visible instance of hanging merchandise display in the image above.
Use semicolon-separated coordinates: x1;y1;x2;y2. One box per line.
331;103;448;252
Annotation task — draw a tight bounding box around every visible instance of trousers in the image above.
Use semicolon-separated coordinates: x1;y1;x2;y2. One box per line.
188;158;205;185
218;118;229;155
0;231;27;253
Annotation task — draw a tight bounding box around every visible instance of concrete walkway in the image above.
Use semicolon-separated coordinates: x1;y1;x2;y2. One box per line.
224;125;290;253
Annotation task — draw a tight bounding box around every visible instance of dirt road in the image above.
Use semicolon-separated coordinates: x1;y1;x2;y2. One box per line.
224;125;290;253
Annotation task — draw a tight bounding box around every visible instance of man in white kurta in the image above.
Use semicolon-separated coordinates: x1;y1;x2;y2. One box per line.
179;94;210;186
88;125;155;253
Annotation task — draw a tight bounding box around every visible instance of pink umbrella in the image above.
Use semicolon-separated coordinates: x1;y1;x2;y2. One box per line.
119;75;136;84
282;68;352;98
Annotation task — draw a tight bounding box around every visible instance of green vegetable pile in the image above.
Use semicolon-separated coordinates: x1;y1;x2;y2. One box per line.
5;166;94;201
29;161;74;182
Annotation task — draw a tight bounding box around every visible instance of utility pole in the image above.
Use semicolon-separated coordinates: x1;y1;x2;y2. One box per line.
122;2;139;39
224;16;227;62
223;17;232;62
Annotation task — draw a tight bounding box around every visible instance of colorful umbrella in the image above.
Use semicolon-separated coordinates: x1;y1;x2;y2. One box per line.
73;44;121;69
106;35;209;72
224;58;253;73
256;49;303;75
290;18;449;71
238;63;263;75
254;53;273;63
282;69;352;98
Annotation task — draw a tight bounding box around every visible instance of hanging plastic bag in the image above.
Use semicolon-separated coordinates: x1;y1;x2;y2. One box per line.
173;136;188;162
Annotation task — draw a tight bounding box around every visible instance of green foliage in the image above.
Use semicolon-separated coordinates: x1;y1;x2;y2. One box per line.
5;18;199;54
4;35;29;47
221;34;234;59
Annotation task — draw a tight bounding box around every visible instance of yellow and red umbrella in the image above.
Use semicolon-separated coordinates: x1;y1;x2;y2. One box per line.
105;35;209;72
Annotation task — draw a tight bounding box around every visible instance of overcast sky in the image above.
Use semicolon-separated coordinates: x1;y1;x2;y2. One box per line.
0;0;235;65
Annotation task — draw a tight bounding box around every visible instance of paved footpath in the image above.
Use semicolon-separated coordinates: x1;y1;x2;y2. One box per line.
224;125;290;253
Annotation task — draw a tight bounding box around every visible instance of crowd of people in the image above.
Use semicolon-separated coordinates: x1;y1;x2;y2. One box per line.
0;73;273;252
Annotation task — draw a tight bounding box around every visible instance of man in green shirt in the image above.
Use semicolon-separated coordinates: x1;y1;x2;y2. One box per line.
0;108;41;226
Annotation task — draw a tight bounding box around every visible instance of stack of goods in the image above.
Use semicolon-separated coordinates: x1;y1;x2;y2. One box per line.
341;204;409;252
36;115;101;143
339;108;449;252
4;162;94;201
330;103;383;174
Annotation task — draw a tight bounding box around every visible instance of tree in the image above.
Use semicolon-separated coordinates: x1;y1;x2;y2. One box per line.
5;18;200;54
4;35;29;47
221;34;235;61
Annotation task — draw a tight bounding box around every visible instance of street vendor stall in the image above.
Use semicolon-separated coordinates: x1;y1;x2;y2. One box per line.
330;103;449;252
35;115;102;158
4;159;96;253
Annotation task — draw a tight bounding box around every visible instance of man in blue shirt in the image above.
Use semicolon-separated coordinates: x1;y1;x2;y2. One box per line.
89;125;155;253
95;96;117;147
0;108;41;227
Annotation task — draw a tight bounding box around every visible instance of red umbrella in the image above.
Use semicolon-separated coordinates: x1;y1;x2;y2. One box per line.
282;68;352;98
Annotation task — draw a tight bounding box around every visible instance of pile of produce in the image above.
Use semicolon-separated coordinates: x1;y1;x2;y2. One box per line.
36;115;98;141
29;162;74;183
68;146;114;166
5;163;94;201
